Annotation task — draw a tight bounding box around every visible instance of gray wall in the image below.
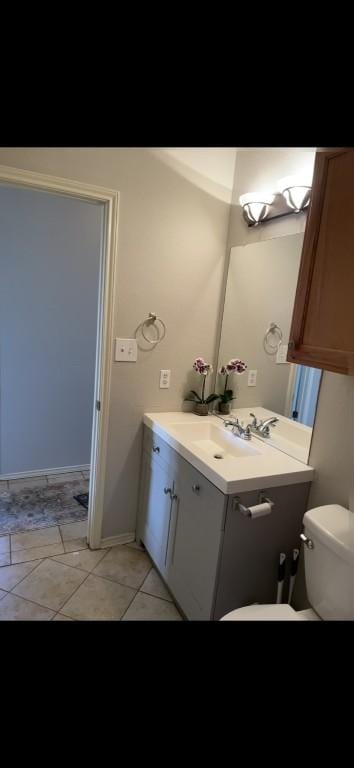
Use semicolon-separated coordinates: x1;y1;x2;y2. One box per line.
0;185;102;475
0;149;235;536
217;235;303;412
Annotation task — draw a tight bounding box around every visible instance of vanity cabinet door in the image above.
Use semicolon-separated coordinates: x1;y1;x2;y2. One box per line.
138;450;174;575
165;458;226;620
288;148;354;375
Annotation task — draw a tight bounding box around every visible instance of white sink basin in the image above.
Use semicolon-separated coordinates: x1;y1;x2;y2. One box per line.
168;421;260;460
143;413;315;495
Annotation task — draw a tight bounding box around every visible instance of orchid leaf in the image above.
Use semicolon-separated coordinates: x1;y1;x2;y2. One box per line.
206;394;219;404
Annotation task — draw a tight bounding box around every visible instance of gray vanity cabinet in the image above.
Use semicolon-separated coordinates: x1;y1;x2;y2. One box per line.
166;458;227;620
138;425;311;620
138;449;175;577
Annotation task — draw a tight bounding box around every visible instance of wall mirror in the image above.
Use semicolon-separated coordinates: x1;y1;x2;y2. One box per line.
216;232;322;464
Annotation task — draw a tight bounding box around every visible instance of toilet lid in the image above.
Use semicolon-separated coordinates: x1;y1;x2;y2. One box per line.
220;604;308;621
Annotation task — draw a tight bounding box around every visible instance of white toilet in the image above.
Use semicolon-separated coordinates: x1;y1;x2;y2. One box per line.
221;504;354;621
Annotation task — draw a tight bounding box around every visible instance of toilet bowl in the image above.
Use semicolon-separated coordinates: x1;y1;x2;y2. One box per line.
220;504;354;621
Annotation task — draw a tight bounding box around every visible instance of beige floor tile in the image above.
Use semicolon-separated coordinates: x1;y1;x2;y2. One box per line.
125;541;146;551
63;537;88;553
53;613;74;621
60;520;87;541
0;553;11;566
11;525;61;551
122;592;182;621
0;560;42;591
0;535;10;554
47;472;83;484
61;574;136;620
93;545;151;589
11;542;64;564
13;557;87;611
53;547;107;572
8;476;47;489
0;593;55;620
140;568;173;602
82;470;90;480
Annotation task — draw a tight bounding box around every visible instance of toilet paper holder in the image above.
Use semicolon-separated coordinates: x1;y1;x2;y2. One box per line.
234;492;274;517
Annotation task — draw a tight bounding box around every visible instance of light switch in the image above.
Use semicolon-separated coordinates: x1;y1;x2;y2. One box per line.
115;338;138;362
276;344;289;364
160;369;171;388
248;369;257;387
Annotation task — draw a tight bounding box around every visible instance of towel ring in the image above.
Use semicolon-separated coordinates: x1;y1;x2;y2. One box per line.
141;312;166;345
263;322;283;355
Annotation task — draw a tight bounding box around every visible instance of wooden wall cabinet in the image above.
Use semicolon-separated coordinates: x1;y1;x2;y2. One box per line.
288;148;354;375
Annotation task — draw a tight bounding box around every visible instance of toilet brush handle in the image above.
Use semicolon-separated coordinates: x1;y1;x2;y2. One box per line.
288;548;300;604
276;553;286;604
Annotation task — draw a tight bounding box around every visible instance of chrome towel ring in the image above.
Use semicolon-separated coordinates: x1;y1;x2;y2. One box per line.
141;312;166;345
263;322;283;355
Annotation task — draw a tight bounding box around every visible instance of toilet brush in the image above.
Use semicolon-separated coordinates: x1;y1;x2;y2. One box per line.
276;553;286;604
288;548;300;605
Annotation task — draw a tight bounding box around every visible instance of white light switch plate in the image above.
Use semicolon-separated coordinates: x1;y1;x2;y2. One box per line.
115;338;138;362
248;369;257;387
160;369;171;388
276;344;289;364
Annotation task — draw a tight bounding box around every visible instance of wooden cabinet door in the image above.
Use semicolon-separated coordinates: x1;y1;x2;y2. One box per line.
138;451;174;576
165;457;226;620
288;149;354;375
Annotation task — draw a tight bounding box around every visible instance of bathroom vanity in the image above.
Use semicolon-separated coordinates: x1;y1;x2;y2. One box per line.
137;413;314;620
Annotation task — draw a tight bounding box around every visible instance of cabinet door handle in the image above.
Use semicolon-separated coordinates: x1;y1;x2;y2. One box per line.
192;484;200;493
153;446;160;453
164;486;172;497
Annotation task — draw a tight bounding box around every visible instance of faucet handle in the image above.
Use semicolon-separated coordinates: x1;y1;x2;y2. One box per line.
249;412;260;427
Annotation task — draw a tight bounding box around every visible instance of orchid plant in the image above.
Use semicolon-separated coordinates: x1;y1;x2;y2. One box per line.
185;357;219;405
218;358;247;403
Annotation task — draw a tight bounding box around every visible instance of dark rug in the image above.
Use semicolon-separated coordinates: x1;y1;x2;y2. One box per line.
74;493;89;510
0;479;89;534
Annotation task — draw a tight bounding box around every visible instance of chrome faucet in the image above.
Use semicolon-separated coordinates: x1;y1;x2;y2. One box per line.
224;417;252;440
249;413;278;437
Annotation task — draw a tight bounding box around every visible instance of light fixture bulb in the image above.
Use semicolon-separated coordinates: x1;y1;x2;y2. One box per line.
278;173;312;213
239;192;274;225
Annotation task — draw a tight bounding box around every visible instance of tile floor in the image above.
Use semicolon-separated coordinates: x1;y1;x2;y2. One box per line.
0;469;90;491
0;519;183;621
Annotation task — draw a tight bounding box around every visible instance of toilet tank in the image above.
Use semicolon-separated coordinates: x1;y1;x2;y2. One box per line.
304;505;354;620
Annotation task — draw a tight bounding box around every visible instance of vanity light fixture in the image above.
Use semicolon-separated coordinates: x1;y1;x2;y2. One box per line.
278;173;312;213
240;170;313;227
239;192;275;226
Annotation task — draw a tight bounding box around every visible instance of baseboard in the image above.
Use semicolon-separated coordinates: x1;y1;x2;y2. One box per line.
99;532;136;549
0;464;90;481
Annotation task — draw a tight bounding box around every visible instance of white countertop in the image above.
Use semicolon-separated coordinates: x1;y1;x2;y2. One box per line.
143;412;314;495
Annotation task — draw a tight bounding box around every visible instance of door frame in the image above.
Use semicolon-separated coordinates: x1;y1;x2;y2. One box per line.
0;164;120;549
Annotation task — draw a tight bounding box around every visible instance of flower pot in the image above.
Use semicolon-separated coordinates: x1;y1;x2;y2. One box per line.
194;403;209;416
218;401;231;415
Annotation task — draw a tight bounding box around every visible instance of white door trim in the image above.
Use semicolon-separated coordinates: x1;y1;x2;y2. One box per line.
0;164;120;549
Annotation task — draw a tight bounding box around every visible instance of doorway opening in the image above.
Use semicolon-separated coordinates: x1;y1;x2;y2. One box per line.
0;165;119;552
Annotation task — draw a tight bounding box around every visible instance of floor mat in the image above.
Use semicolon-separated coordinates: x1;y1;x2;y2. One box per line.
73;492;89;510
0;479;88;534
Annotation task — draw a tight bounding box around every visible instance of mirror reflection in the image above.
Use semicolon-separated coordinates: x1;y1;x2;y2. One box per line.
216;233;322;463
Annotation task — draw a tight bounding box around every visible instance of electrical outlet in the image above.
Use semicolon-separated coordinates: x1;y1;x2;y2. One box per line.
115;338;137;362
159;369;171;388
276;344;289;364
248;369;257;387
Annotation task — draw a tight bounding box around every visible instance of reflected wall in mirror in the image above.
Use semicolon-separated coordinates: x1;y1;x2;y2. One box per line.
217;233;322;464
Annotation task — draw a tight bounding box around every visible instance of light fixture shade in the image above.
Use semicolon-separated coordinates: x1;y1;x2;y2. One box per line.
239;192;274;225
278;174;312;212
